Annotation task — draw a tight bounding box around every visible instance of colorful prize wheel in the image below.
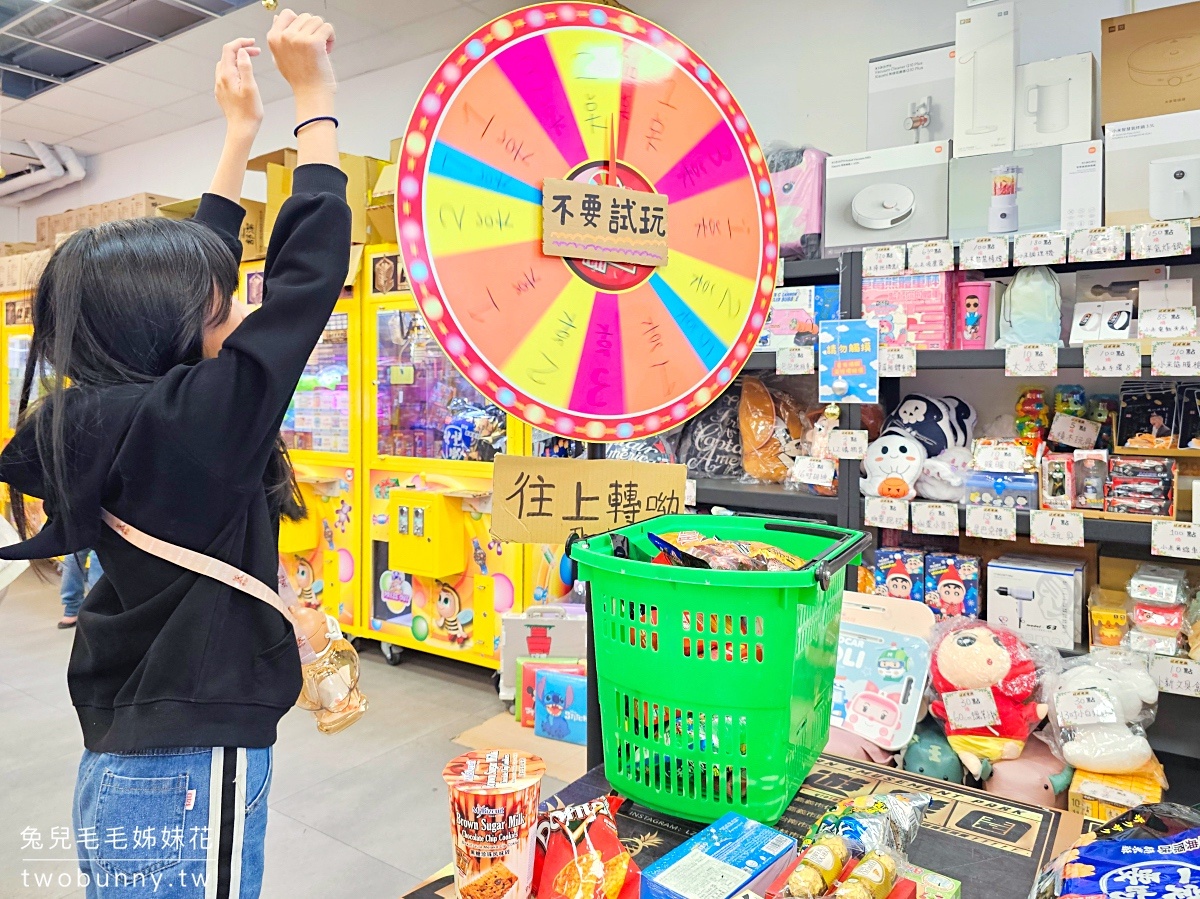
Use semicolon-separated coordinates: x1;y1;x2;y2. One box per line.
397;3;778;441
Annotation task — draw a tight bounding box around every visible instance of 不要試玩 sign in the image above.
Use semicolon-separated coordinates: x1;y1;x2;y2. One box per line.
542;178;670;268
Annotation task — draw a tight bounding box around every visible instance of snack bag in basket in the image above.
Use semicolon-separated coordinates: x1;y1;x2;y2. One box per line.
535;797;639;899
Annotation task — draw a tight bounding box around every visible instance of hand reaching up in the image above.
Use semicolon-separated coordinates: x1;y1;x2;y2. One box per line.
214;38;263;136
267;9;337;101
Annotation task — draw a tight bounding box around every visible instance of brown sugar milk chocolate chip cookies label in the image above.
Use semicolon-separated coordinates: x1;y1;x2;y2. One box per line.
444;750;545;899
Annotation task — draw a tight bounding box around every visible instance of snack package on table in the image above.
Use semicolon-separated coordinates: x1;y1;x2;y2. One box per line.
803;793;931;856
927;618;1054;779
534;796;639;899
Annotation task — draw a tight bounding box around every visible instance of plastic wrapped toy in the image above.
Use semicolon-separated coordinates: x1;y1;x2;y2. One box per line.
293;606;368;734
767;143;829;261
806;793;931;855
914;447;972;502
928;618;1050;777
983;735;1073;809
1042;652;1159;774
740;377;806;483
861;434;926;500
900;719;964;784
882;394;976;459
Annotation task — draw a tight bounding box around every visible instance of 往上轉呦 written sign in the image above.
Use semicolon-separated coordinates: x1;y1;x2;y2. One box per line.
542;178;669;268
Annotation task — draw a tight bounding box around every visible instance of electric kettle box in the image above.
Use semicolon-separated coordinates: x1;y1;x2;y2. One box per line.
948;141;1103;242
867;42;956;151
985;555;1084;651
1101;1;1200;125
1015;53;1096;151
823;141;950;254
953;2;1016;158
1105;109;1200;226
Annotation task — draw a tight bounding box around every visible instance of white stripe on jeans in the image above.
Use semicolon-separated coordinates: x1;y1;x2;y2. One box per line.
204;748;248;898
205;750;223;899
228;749;247;898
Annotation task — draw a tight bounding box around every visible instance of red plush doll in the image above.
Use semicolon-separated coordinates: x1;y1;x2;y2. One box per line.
929;619;1048;778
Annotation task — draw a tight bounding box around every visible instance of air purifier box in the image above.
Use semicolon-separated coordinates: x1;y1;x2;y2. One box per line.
1101;1;1200;126
948;141;1103;242
1105;109;1200;226
823;141;950;255
867;43;956;151
985;555;1084;651
953;3;1017;158
1015;53;1096;150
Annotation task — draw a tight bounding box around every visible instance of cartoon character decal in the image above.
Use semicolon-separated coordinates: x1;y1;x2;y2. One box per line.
536;678;572;741
884;560;913;600
845;684;904;745
292;555;323;609
434;581;472;647
877;646;910;682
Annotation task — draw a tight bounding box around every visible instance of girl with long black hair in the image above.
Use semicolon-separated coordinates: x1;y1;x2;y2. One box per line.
0;10;350;896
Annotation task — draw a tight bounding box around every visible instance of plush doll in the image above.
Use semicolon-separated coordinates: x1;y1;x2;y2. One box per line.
826;723;899;767
1047;662;1159;774
901;719;965;784
915;447;973;502
766;143;829;261
883;394;977;460
739;378;806;483
862;433;926;500
983;736;1074;810
929;619;1048;778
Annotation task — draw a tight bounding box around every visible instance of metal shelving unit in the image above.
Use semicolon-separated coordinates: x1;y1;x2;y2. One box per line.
697;479;840;519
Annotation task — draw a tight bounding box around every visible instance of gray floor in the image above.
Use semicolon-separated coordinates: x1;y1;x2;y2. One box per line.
0;571;562;899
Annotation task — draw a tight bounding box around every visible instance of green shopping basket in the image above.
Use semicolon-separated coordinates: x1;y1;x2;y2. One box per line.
570;514;870;824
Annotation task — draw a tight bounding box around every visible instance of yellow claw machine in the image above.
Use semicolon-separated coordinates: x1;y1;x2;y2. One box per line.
361;243;527;668
2;291;32;446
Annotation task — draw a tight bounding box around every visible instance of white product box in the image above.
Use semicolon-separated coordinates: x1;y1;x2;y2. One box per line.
986;555;1084;650
643;814;797;899
1139;278;1194;310
824;141;950;253
1069;300;1133;345
867;43;956;151
948;141;1103;242
1015;53;1097;151
1105;109;1200;226
954;3;1017;158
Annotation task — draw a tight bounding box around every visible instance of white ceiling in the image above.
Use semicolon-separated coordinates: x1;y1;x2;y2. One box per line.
4;0;511;156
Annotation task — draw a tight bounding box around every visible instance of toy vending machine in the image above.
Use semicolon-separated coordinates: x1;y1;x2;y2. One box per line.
363;245;525;668
272;255;364;632
2;293;33;444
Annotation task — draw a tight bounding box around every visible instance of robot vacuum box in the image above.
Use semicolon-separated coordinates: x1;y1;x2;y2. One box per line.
1105;109;1200;226
823;141;950;254
948;141;1103;243
1102;1;1200;125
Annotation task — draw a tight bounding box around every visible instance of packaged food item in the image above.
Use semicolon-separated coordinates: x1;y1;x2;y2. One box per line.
1087;587;1130;648
897;862;960;899
1068;758;1169;820
535;797;639;899
1131;600;1186;637
649;531;806;572
740;377;806;483
444;750;545;899
1128;563;1188;605
1060;805;1200;898
1039;453;1074;511
833;850;899;899
1072;449;1108;510
783;835;853;898
807;794;931;855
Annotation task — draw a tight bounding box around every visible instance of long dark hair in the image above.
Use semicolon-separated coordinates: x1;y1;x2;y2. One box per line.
10;217;305;542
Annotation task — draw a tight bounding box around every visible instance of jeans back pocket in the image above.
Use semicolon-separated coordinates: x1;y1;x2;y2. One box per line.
95;772;189;879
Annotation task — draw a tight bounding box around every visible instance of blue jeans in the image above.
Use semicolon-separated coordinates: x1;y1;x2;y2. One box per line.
73;748;271;898
62;551;103;617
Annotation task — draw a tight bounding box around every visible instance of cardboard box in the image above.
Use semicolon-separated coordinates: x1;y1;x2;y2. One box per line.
127;193;176;218
953;3;1016;158
100;201;120;223
1105;109;1200;226
515;657;585;726
156;197;268;260
1015;53;1096;150
35;216;50;247
986;554;1084;650
823;141;950;253
498;603;588;702
1068;766;1164;821
1101;1;1200;125
949;141;1103;241
0;242;38;257
867;43;956;151
250;148;385;244
643;814;796;899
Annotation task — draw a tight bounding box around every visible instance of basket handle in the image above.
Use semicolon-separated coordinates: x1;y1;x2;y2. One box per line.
764;521;874;591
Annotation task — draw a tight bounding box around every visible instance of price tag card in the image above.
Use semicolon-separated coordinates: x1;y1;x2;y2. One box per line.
790;456;836;488
1139;306;1198;339
1083;342;1143;378
910;502;961;536
1069;226;1126;263
972;442;1029;473
1152;520;1200;561
775;259;786;288
1055;689;1120;727
1047;413;1102;450
1013;231;1067;267
1150;655;1200;698
1131;220;1192;260
685;478;697;507
1151;339;1200;376
863;244;906;277
864;497;910;530
1030;510;1085;547
959;236;1010;270
776;345;815;375
965;506;1018;541
944;688;1001;730
907;239;954;273
878;345;917;378
1005;344;1059;377
829;430;868;460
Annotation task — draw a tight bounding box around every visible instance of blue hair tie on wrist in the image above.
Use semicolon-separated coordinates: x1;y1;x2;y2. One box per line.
293;116;338;137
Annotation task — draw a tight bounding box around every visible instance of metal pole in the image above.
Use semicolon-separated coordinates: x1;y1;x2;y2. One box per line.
584;441;605;773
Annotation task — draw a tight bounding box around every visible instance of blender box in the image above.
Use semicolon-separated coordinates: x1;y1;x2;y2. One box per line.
1104;109;1200;226
985;555;1084;651
643;814;797;899
949;141;1103;242
1015;53;1097;151
824;142;950;254
867;43;956;151
953;3;1016;158
1101;1;1200;125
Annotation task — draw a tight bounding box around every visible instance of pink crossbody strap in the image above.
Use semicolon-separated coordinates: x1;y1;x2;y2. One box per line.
101;509;299;629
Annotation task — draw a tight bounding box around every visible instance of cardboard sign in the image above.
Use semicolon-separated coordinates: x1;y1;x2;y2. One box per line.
1013;231;1066;267
907;239;954;273
864;497;909;530
1150;655;1200;698
1029;510;1085;548
829;430;869;460
1151;339;1200;377
1069;226;1125;263
492;455;686;544
1152;520;1200;561
1055;689;1120;728
1046;414;1101;450
944;688;1001;729
878;345;917;378
1131;220;1192;260
541;178;669;267
910;502;961;536
862;244;906;276
1083;342;1142;378
1139;307;1198;340
1004;344;1058;377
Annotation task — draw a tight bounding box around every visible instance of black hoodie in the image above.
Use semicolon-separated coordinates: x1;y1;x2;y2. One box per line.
0;163;351;753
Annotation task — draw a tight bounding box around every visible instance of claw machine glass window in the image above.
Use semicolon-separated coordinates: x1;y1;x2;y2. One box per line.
283;312;352;455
